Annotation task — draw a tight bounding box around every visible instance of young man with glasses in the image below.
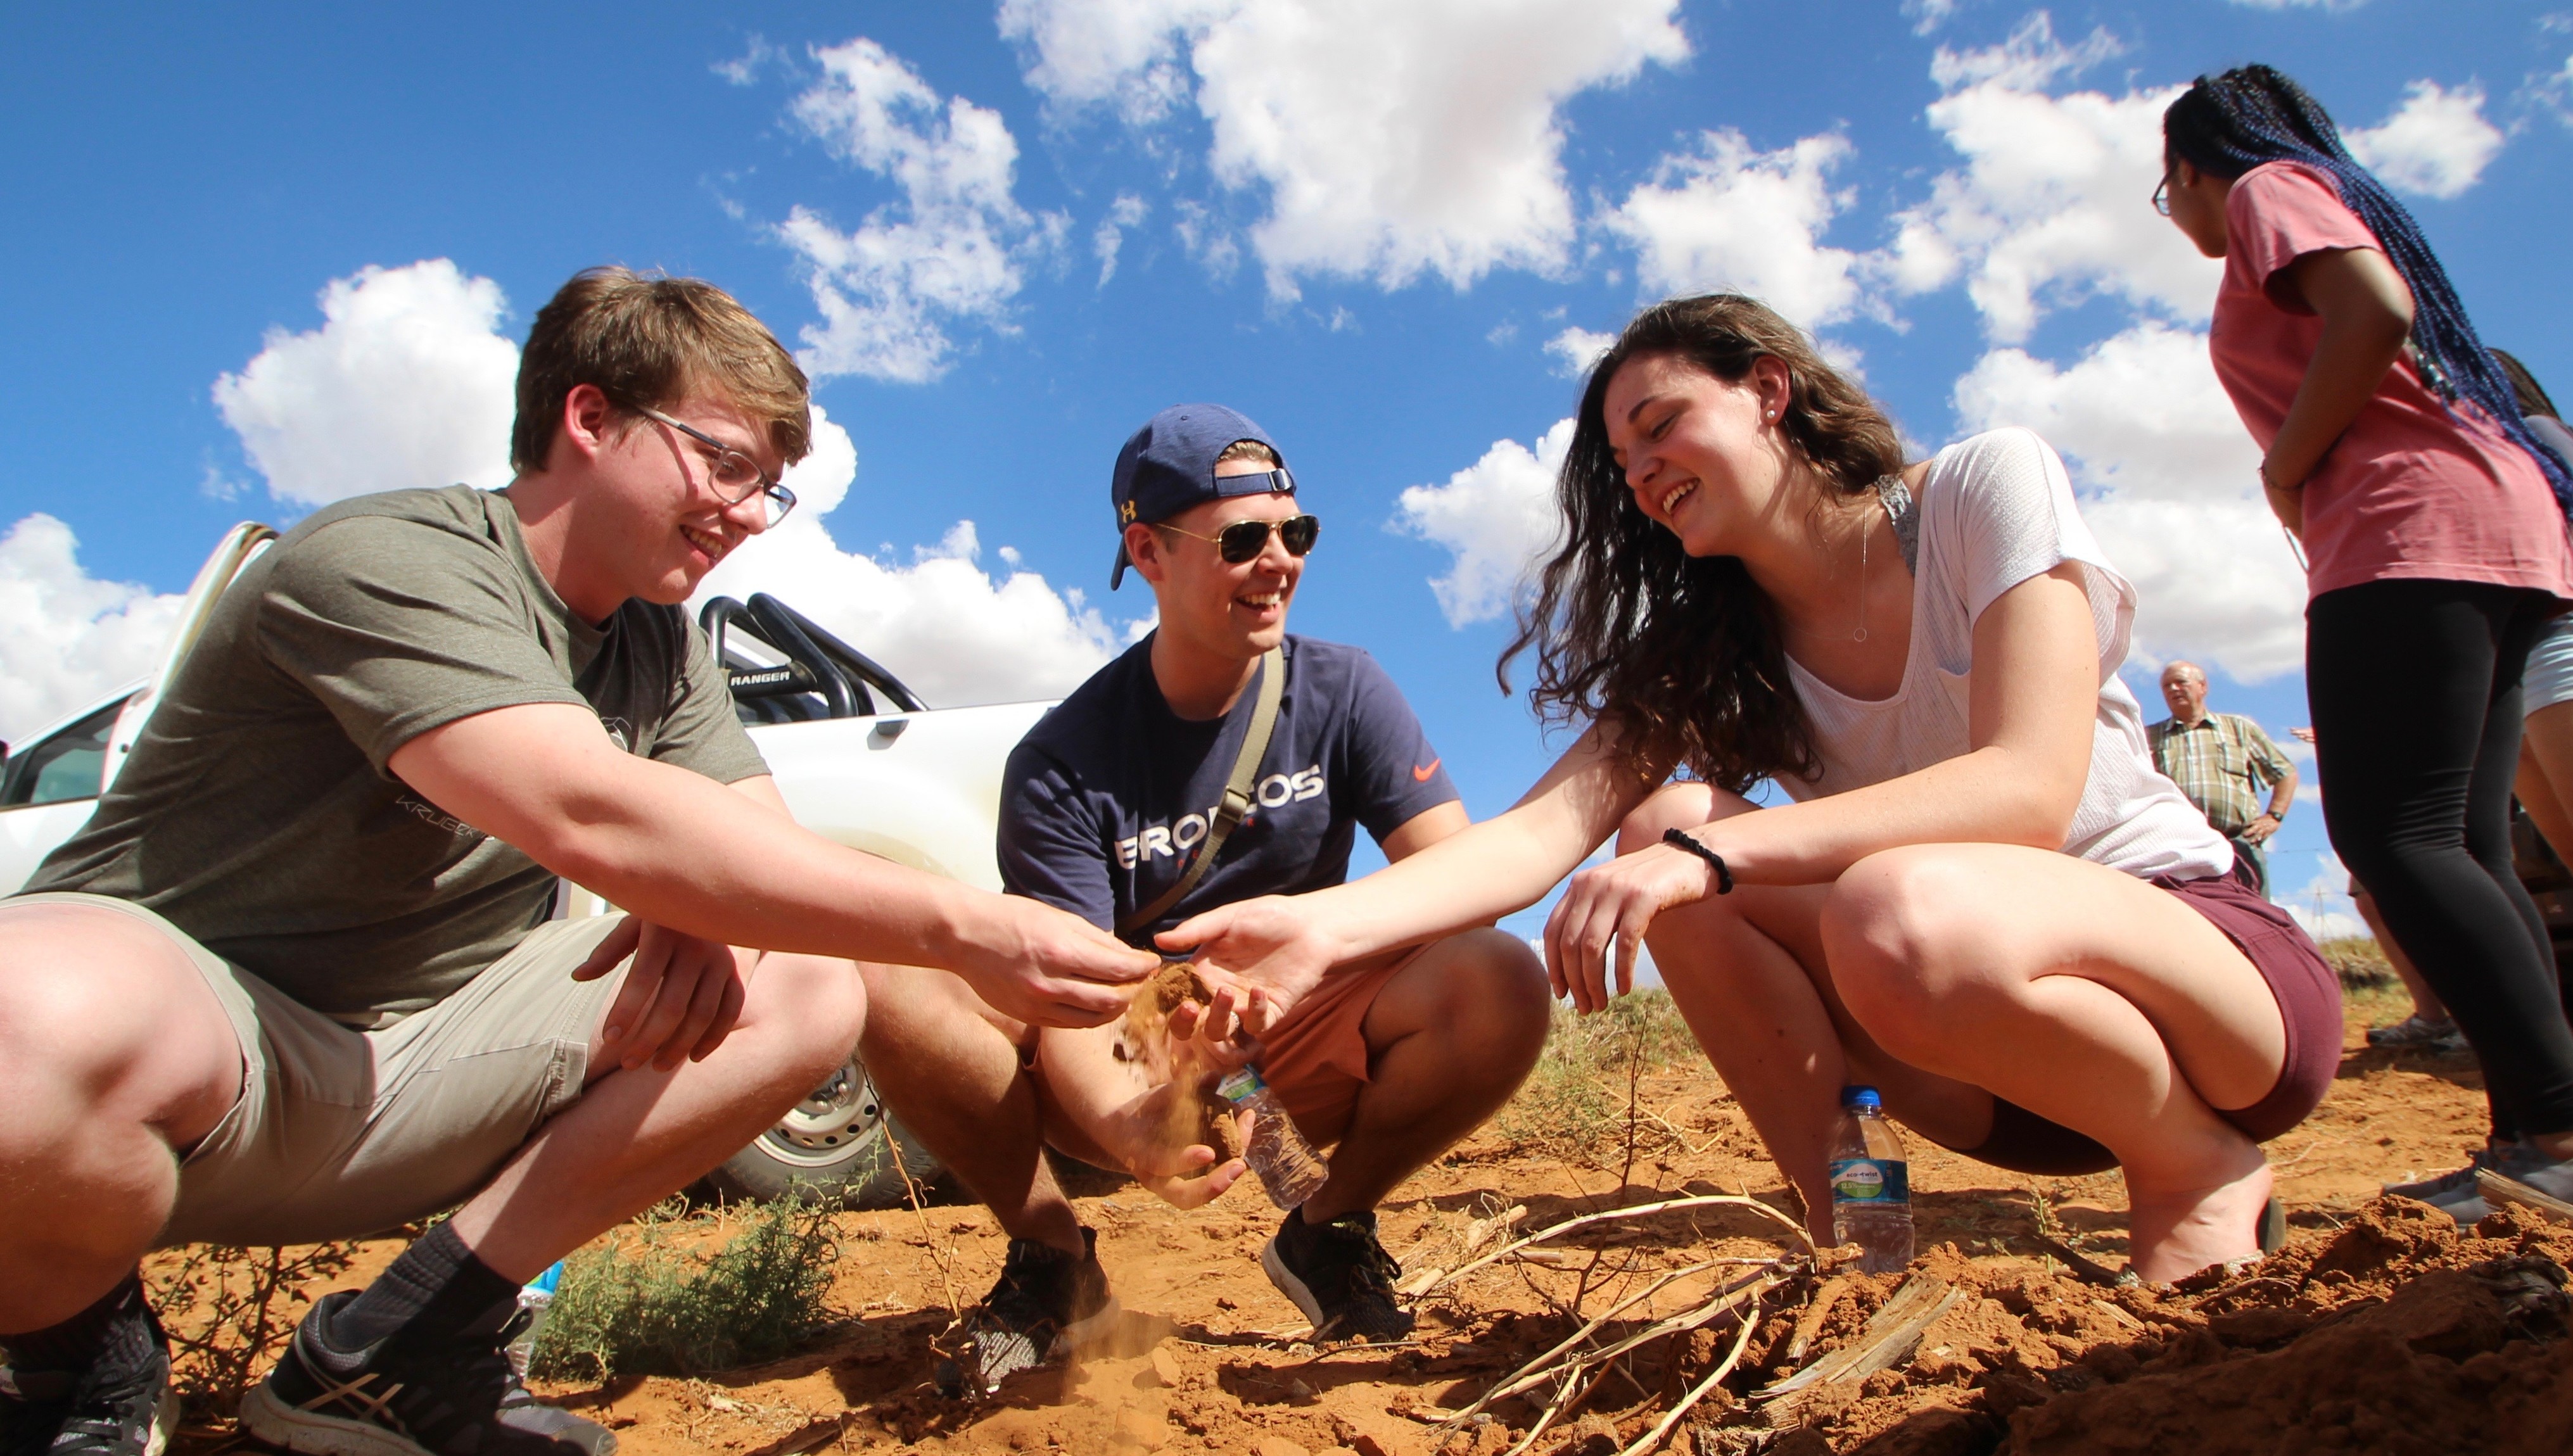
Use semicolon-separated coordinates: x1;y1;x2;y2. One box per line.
856;404;1547;1388
0;269;1154;1456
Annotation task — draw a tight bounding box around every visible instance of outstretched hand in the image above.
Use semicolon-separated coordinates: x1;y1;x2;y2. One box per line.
1159;895;1344;1032
1544;841;1713;1013
575;918;760;1072
959;898;1162;1029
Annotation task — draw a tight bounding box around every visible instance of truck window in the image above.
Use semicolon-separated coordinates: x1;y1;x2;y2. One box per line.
0;698;127;808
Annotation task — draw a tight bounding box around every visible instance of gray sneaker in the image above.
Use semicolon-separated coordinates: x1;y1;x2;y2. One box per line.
2366;1015;2466;1053
2484;1144;2573;1210
2384;1143;2516;1223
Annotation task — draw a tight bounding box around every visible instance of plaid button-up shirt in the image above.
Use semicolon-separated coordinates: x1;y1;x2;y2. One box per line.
2147;712;2292;837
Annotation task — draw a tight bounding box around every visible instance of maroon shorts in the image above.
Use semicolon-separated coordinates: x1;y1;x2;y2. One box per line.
1941;870;2345;1177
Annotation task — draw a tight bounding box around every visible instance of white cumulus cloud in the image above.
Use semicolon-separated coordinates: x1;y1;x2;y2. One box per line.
212;260;518;507
1887;15;2216;343
1545;326;1617;378
1003;0;1689;296
1952;322;2306;681
1605;129;1871;329
2346;80;2504;199
1392;419;1573;628
692;407;1134;706
780;37;1064;382
0;515;189;744
1093;192;1151;287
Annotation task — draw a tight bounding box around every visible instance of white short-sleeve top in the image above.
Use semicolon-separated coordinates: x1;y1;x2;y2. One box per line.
1776;427;2233;882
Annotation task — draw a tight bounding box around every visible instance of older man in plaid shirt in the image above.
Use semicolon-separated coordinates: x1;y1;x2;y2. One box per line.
2147;660;2299;894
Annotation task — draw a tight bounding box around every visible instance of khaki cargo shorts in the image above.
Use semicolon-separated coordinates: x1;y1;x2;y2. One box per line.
18;892;626;1248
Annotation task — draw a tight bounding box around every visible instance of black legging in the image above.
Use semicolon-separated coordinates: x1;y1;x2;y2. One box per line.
2308;578;2573;1142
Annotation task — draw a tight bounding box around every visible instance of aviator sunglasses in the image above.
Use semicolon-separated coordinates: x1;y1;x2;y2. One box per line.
1155;513;1321;564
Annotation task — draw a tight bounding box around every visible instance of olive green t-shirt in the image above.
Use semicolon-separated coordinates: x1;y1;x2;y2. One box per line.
24;485;767;1018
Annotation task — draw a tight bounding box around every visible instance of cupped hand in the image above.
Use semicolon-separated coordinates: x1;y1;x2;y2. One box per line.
1543;842;1712;1013
1160;896;1344;1029
575;917;761;1072
1092;1074;1254;1210
963;899;1160;1029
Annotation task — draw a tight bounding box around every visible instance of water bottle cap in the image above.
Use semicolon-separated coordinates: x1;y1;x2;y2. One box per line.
1841;1085;1881;1110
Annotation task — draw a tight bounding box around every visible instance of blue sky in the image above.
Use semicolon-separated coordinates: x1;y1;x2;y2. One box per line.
7;1;2570;939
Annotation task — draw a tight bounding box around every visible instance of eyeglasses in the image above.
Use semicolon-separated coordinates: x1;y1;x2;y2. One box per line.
629;403;797;526
1154;514;1321;564
2151;173;2173;217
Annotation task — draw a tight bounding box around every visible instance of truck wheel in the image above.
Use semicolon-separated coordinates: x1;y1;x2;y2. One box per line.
699;1052;943;1210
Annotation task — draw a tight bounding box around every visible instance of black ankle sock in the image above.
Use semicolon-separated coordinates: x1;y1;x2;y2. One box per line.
327;1222;521;1354
1;1271;146;1374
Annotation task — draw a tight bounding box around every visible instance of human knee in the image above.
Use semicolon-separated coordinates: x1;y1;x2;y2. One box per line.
748;954;867;1077
1417;930;1551;1062
1822;850;1991;1034
0;912;227;1122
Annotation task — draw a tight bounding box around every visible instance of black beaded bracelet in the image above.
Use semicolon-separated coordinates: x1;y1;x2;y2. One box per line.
1661;828;1734;894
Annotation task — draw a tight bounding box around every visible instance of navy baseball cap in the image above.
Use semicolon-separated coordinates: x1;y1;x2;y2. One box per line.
1110;403;1295;588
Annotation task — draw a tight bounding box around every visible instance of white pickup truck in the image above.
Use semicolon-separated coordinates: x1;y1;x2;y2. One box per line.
0;522;1061;1209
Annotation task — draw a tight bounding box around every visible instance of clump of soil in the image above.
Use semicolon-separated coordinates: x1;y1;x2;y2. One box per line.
1784;1200;2573;1456
1118;961;1247;1165
157;989;2569;1456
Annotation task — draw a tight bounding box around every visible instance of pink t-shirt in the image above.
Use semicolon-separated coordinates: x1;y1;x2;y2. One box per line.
2208;160;2573;602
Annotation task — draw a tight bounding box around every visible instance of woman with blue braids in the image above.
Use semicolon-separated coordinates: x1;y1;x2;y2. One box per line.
2159;65;2573;1217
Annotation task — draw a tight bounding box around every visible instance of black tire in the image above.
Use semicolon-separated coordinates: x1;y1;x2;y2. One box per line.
699;1051;943;1210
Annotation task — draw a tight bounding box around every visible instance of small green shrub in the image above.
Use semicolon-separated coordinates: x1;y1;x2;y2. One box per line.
1496;989;1697;1165
2316;934;2395;991
531;1196;838;1381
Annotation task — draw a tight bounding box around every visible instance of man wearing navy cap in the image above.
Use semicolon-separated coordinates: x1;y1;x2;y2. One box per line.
856;405;1547;1386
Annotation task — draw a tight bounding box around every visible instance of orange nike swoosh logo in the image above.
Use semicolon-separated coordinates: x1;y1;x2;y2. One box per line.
1412;758;1442;782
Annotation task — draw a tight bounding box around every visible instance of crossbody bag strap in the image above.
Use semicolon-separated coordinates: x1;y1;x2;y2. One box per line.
1117;645;1286;936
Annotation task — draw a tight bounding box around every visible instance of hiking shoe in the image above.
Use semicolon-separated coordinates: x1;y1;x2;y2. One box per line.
238;1289;612;1456
0;1300;177;1456
2385;1143;2518;1223
1261;1210;1413;1343
951;1229;1117;1395
2366;1014;2465;1051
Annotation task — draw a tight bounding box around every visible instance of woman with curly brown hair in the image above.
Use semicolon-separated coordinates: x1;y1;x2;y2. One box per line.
1166;294;2339;1284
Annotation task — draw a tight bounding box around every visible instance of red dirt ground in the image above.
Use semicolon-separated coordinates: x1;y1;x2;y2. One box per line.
158;988;2573;1455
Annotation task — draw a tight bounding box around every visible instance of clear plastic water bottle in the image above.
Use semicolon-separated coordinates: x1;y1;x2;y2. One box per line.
1828;1086;1914;1274
504;1260;564;1380
1217;1067;1331;1210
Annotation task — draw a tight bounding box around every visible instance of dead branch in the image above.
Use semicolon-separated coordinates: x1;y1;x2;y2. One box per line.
1617;1290;1769;1456
1423;1194;1812;1298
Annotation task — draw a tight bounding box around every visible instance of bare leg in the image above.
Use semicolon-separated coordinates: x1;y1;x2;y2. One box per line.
2354;883;2447;1023
448;953;867;1281
854;963;1083;1256
1826;845;2282;1283
2519;701;2573;873
1300;929;1549;1222
0;902;245;1333
1622;787;2293;1284
1621;787;1991;1246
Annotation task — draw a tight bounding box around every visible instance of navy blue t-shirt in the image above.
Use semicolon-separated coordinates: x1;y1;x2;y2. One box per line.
999;634;1459;944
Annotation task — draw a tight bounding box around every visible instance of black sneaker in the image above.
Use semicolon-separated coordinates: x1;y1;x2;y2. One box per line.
238;1289;611;1456
0;1299;177;1456
1261;1210;1413;1343
948;1229;1117;1395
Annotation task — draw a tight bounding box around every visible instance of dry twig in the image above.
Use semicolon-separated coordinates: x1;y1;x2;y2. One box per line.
1424;1194;1812;1298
